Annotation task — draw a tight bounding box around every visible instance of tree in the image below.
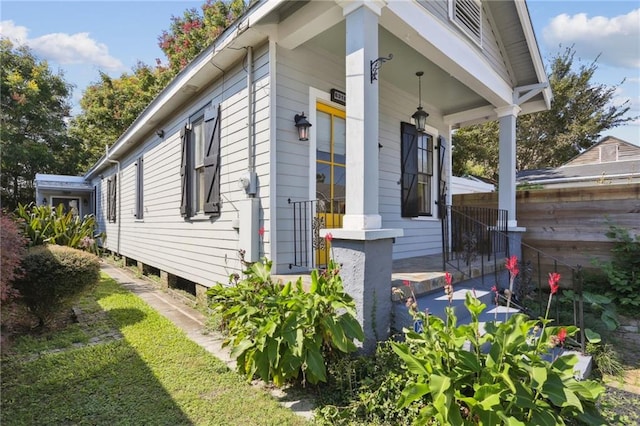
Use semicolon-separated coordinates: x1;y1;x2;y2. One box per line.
69;62;171;169
158;0;248;75
70;1;249;169
0;39;81;209
452;46;635;180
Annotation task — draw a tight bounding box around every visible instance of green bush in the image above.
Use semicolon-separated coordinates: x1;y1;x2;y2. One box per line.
391;292;605;425
598;225;640;313
12;245;101;327
207;258;364;387
315;342;422;425
15;203;105;254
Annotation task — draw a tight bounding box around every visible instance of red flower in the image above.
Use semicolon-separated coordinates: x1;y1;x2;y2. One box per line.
548;272;561;294
325;233;333;242
491;285;498;292
258;227;265;237
557;328;567;344
444;272;452;286
505;255;519;277
403;280;411;287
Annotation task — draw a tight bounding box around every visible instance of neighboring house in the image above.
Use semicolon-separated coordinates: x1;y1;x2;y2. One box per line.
35;0;551;350
451;175;495;195
516;136;640;188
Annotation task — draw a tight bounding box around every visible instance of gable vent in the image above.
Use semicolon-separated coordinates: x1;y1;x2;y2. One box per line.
449;0;482;46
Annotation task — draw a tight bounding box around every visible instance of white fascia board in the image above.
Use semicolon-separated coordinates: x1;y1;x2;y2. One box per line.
514;0;552;109
383;1;513;109
84;0;286;180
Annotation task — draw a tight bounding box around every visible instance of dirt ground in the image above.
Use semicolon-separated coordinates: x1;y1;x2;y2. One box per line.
604;315;640;394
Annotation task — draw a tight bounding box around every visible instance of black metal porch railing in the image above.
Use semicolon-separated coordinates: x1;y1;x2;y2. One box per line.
442;205;510;276
441;205;585;352
288;198;344;269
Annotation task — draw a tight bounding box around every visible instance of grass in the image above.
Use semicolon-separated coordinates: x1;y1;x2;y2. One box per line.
1;274;307;426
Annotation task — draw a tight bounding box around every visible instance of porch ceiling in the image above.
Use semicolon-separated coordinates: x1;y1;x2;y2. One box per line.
306;23;488;117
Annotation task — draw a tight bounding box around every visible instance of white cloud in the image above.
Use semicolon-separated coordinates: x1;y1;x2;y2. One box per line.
0;20;124;71
543;9;640;69
0;20;29;43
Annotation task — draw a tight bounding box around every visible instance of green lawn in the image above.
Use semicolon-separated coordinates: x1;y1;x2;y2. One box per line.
1;275;307;426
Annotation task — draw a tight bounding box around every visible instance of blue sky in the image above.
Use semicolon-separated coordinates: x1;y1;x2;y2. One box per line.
2;0;639;143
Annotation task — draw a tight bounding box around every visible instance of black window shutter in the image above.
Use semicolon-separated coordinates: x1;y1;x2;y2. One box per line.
135;157;144;219
180;125;192;217
401;122;419;217
203;104;221;215
107;175;117;222
107;179;112;222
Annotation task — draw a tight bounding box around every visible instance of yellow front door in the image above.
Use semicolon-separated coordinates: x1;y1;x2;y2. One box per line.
315;102;346;267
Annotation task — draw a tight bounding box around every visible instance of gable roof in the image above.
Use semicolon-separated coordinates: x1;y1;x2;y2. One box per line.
517;137;640;185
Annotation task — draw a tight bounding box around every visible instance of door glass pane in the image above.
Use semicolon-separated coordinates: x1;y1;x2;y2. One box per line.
316;111;331;162
316;162;331;203
333;165;346;201
334;117;346;164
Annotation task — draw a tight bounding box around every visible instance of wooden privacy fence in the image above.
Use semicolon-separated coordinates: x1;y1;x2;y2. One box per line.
453;184;640;273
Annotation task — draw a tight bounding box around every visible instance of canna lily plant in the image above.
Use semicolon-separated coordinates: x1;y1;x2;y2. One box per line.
391;257;606;425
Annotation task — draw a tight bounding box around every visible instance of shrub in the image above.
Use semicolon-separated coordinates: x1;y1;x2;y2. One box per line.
14;203;105;254
12;245;101;327
1;213;27;302
597;225;640;313
315;342;422;425
207;258;364;387
390;261;606;425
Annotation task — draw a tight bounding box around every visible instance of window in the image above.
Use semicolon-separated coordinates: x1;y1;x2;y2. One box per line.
181;103;221;218
449;0;482;46
135;156;144;219
107;176;117;222
401;122;436;217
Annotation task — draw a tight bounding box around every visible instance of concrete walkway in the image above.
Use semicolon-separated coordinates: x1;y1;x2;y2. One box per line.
100;263;315;420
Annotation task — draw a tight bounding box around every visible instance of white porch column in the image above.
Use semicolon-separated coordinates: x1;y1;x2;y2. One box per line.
495;105;521;229
341;0;384;230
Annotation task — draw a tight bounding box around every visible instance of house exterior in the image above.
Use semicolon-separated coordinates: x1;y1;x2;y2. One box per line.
36;0;551;350
516;136;640;188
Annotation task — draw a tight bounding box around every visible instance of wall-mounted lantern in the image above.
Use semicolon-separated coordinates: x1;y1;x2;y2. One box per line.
294;112;312;141
412;71;429;132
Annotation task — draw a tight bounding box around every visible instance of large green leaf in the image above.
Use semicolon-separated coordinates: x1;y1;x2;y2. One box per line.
230;338;254;359
338;313;364;342
304;347;326;384
391;343;429;377
398;383;430;408
542;373;583;411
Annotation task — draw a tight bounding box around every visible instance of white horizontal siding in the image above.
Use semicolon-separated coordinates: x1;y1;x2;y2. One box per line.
417;0;512;85
93;43;272;287
274;43;448;272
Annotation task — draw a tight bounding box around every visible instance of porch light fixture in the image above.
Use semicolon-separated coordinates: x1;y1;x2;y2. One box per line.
412;71;429;132
42;198;47;204
294;112;312;141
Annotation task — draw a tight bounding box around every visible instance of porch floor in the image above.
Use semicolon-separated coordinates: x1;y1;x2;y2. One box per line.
274;253;505;299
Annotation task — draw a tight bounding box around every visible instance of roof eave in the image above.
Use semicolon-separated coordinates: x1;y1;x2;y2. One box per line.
84;0;285;180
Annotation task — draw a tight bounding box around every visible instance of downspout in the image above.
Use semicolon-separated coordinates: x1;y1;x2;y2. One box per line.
246;45;256;196
105;145;121;256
